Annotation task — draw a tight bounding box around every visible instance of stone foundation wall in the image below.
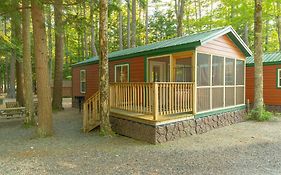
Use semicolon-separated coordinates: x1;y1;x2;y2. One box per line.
265;105;281;113
110;109;246;144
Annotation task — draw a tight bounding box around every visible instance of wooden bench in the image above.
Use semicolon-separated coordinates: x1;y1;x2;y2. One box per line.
0;102;25;119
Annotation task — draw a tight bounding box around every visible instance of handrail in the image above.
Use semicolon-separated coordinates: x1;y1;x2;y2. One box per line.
83;91;100;132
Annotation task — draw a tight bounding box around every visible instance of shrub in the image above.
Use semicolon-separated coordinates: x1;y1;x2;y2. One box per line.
249;107;272;121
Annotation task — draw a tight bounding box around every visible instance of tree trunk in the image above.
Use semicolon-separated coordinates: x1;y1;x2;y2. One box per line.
52;0;64;111
31;0;53;136
83;1;88;58
22;0;35;125
243;23;249;46
8;17;17;99
277;1;281;51
118;0;123;50
145;0;148;45
253;0;264;115
175;0;185;37
90;0;98;56
47;5;53;83
99;0;113;135
265;19;269;51
131;0;136;48
127;0;131;48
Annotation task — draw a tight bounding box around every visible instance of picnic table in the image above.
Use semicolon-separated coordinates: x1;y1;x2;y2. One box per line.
0;102;25;119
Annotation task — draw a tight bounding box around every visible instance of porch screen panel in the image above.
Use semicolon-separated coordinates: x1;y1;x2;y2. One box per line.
225;58;235;85
236;87;244;104
197;53;211;86
212;56;224;86
212;87;223;109
197;88;210;112
236;60;244;85
225;87;234;106
175;58;192;82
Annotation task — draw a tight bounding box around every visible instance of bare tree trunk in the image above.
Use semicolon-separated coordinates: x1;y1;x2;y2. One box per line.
127;0;131;48
52;0;64;111
118;0;123;50
47;5;53;83
265;19;269;51
99;0;113;135
253;0;264;116
83;1;88;58
22;0;35;125
90;0;98;56
243;23;249;46
31;0;53;136
277;1;281;51
8;17;17;99
145;0;149;45
131;0;136;47
175;0;185;37
16;59;25;106
14;1;25;106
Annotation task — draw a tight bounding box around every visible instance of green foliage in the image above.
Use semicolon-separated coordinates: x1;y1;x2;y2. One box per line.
249;107;273;121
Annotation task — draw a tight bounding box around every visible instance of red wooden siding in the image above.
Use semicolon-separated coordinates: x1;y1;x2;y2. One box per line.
197;35;246;59
72;56;145;100
246;65;281;105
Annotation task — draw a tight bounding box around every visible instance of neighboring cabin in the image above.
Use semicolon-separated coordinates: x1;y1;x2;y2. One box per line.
246;52;281;112
72;26;252;144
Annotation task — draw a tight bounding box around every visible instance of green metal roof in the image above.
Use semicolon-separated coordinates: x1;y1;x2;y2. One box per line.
246;52;281;66
73;26;252;67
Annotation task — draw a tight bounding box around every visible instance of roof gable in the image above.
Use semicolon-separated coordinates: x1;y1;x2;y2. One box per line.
73;26;252;67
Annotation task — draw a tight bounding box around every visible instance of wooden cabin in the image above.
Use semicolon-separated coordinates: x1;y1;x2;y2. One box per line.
72;26;252;144
246;52;281;112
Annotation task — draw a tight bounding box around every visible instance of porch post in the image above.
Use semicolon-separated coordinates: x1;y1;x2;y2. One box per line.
153;83;158;120
169;54;174;82
192;50;197;114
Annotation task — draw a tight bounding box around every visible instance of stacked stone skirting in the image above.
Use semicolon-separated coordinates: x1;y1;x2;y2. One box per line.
110;109;246;144
265;105;281;113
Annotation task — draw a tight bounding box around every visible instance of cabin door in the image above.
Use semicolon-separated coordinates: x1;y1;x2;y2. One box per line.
149;61;166;82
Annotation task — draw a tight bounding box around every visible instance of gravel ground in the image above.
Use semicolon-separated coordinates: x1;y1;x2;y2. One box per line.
0;107;281;175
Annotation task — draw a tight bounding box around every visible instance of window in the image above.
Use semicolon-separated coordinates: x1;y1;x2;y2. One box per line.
197;53;211;86
197;53;211;112
175;58;192;82
197;53;245;112
236;60;244;85
115;64;129;82
212;56;224;86
277;69;281;88
225;58;235;85
80;70;86;93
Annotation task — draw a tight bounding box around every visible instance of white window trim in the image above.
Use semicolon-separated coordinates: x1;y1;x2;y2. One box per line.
80;70;86;93
114;64;130;82
277;69;281;88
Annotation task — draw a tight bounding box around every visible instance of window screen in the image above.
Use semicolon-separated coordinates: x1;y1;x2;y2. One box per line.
212;56;224;86
225;87;234;106
197;88;210;112
212;87;224;109
197;53;211;86
236;60;244;85
225;58;235;85
236;87;244;104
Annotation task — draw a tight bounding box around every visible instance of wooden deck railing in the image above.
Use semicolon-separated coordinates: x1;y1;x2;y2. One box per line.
83;82;194;131
110;82;194;120
83;91;100;132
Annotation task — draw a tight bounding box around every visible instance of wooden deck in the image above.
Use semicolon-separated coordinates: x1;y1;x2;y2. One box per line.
110;108;193;126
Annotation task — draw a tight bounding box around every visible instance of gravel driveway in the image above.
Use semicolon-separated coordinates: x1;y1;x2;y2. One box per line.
0;108;281;175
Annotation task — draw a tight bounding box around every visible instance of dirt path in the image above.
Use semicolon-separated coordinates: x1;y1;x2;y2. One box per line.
0;108;281;175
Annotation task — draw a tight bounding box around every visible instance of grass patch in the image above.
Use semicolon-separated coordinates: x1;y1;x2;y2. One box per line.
248;107;272;121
